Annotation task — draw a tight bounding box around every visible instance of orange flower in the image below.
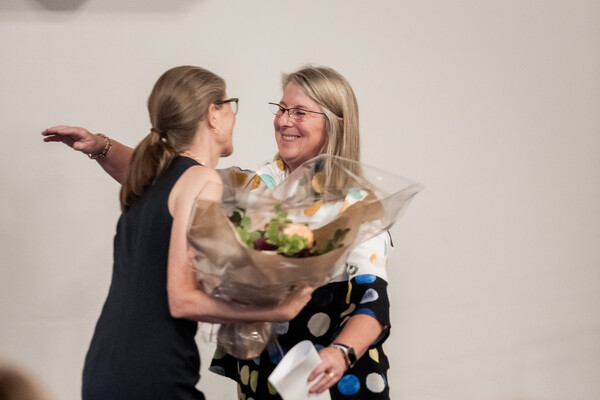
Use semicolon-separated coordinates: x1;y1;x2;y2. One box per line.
283;224;314;247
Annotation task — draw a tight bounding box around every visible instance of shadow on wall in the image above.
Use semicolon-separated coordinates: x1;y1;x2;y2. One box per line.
32;0;87;11
0;0;198;12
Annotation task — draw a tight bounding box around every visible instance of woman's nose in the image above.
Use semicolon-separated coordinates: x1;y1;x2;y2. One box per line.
277;111;293;126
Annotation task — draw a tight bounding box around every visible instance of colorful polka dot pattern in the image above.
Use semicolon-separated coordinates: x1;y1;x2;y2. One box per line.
366;373;386;393
337;375;360;395
259;174;277;190
211;272;391;399
210;162;391;399
304;200;322;217
345;233;391;282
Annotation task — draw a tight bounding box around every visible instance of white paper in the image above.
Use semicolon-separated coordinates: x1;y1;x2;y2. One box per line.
268;340;332;400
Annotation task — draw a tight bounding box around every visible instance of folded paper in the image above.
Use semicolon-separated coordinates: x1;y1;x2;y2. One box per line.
268;340;331;400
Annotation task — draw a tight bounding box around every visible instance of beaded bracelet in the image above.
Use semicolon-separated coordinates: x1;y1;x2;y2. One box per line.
88;133;112;159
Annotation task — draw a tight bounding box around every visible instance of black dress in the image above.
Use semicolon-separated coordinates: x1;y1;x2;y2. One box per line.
82;157;205;400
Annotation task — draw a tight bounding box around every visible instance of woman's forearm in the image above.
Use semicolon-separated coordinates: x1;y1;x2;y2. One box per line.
97;139;134;184
307;313;385;393
168;288;293;324
333;314;384;359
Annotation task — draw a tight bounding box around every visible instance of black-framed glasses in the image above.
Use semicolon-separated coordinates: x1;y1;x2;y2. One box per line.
215;98;239;115
268;102;325;122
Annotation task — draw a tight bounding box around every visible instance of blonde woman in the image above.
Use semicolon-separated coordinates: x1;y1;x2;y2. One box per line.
46;66;312;400
211;66;392;400
43;65;392;400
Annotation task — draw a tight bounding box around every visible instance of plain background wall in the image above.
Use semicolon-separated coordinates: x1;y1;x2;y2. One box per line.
1;1;599;399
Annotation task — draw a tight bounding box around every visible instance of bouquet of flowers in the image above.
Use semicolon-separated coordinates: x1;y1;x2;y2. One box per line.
187;155;422;359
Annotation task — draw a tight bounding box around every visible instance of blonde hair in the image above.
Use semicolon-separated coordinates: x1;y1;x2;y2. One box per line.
120;65;226;210
279;65;362;189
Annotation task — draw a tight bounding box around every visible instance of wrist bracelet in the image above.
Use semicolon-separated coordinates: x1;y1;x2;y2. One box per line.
88;133;112;159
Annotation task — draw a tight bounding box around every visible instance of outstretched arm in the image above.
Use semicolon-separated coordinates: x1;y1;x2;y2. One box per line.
42;125;134;184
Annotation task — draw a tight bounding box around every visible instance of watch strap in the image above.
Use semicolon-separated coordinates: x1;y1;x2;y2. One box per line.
331;342;358;369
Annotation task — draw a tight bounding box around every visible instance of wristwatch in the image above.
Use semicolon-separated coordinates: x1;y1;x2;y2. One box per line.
331;342;357;369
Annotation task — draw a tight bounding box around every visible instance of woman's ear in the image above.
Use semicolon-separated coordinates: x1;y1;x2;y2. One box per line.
206;103;219;129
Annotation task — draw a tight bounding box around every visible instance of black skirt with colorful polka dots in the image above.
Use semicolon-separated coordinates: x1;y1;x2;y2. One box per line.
210;275;391;399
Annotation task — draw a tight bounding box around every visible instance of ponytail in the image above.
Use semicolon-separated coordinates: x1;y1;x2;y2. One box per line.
119;129;176;210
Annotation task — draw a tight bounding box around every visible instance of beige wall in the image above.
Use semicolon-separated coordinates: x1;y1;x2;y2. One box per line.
1;1;599;399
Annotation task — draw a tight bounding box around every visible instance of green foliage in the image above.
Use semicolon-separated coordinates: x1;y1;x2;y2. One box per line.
264;205;309;256
229;204;350;257
233;210;262;247
314;228;350;255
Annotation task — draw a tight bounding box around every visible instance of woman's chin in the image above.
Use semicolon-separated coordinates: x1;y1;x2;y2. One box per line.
221;146;233;158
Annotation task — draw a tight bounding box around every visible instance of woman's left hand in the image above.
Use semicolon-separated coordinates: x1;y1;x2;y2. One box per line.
307;346;347;394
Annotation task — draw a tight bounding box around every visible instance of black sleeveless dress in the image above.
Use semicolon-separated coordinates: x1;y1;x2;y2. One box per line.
82;157;205;400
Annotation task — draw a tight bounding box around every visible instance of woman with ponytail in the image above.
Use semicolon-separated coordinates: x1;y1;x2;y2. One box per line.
69;66;313;400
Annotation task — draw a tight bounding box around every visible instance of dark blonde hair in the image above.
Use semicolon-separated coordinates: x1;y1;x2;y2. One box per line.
280;65;361;189
120;65;226;210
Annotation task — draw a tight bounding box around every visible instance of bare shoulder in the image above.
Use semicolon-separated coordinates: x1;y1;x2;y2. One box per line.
180;164;222;186
169;165;223;215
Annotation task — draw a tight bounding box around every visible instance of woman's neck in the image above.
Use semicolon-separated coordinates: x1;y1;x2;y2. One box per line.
183;129;220;168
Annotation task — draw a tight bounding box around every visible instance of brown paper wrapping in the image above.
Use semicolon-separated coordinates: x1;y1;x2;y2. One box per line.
187;194;383;359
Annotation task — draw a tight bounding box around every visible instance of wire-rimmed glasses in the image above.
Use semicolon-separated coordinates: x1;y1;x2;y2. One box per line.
268;102;325;122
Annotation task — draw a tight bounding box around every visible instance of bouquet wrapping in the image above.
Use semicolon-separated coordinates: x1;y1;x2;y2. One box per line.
187;155;423;359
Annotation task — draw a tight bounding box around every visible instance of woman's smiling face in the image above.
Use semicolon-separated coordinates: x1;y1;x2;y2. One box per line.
274;82;327;171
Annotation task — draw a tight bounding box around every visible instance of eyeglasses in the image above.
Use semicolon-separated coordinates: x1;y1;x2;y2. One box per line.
268;102;325;122
215;98;239;115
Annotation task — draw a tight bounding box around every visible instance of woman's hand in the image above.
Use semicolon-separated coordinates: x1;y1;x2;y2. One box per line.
307;346;347;394
272;285;314;322
307;314;386;394
42;125;133;184
42;125;104;156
